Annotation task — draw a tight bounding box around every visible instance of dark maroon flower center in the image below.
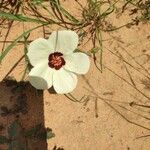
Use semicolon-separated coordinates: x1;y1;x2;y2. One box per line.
48;52;65;70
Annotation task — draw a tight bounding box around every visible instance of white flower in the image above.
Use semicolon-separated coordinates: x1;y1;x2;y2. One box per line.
27;30;90;94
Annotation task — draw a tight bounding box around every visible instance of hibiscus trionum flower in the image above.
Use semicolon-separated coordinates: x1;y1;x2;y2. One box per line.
27;30;90;94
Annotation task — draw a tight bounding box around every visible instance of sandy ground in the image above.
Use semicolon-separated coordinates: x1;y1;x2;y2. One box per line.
0;0;150;150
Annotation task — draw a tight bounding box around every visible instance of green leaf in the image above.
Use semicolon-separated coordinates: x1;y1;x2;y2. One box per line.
46;128;55;139
32;0;44;5
0;136;9;144
24;126;38;138
0;11;47;24
90;47;100;54
74;49;81;52
24;124;55;140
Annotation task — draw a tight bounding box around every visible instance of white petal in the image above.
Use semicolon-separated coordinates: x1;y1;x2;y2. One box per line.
29;61;53;90
27;38;54;66
53;68;77;94
64;52;90;74
48;30;78;54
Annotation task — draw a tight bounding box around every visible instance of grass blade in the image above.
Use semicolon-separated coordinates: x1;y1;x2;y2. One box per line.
0;24;48;62
0;11;47;24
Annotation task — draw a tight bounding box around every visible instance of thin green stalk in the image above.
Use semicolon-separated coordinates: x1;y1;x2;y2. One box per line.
0;23;49;62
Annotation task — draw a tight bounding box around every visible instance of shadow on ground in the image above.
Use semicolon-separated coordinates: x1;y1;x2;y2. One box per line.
0;78;48;150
